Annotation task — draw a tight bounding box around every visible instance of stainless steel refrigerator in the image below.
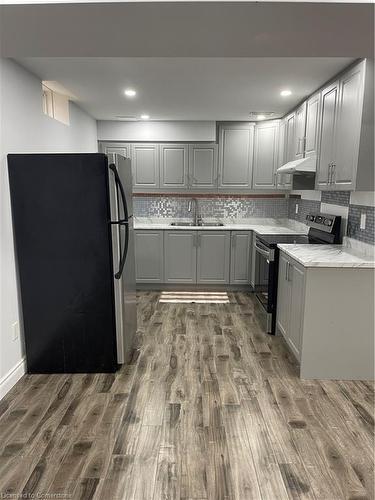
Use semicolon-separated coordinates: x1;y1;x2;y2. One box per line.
8;153;137;373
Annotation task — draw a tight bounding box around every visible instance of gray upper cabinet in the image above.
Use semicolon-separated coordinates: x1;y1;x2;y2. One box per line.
230;231;252;284
160;144;188;190
284;112;296;163
132;143;160;190
164;231;196;283
135;230;164;283
294;102;307;160
276;118;292;189
316;81;339;189
188;144;218;190
253;120;280;189
197;231;230;284
101;143;132;164
333;62;366;190
316;60;371;191
218;123;254;190
304;92;321;160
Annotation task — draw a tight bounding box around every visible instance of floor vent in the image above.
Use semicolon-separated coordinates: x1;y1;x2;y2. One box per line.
159;291;230;304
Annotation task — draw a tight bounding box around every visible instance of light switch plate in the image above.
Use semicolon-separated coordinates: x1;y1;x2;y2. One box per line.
360;213;366;230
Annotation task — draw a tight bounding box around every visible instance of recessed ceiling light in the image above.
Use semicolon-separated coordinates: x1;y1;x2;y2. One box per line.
257;114;266;120
124;89;136;97
280;89;292;97
140;114;150;120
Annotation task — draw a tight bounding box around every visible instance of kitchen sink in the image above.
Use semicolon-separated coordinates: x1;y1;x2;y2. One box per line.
170;222;196;227
199;222;224;227
170;221;224;227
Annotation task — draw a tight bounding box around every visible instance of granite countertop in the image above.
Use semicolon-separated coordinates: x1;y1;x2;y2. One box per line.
133;217;308;236
277;243;375;269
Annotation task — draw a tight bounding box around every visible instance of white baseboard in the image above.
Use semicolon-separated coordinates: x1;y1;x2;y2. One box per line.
0;358;26;400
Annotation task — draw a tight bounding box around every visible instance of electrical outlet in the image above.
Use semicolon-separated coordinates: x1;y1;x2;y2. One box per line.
12;321;19;341
295;203;299;214
360;213;366;230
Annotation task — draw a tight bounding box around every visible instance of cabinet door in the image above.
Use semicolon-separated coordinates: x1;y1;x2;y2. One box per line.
132;144;159;190
135;231;163;283
160;144;188;189
288;263;305;360
276;253;291;338
197;231;230;284
316;81;339;189
230;231;251;284
188;144;218;190
253;121;279;189
284;112;296;163
102;143;132;164
294;102;307;160
164;231;196;283
218;124;254;189
305;92;321;160
277;119;292;189
333;63;365;189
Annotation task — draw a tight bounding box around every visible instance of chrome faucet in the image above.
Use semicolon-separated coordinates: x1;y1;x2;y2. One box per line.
188;198;201;225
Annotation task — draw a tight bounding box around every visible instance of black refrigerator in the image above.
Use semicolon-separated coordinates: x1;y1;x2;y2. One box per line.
7;153;137;373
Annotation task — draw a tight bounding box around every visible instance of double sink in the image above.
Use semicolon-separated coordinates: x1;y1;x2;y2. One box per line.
170;221;224;227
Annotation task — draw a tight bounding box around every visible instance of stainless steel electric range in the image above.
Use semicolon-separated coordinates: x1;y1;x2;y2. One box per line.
254;213;342;334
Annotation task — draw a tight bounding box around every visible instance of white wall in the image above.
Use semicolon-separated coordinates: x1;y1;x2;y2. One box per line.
0;58;98;398
97;120;216;142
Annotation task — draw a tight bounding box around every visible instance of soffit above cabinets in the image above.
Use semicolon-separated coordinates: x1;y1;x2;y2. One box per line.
16;57;353;121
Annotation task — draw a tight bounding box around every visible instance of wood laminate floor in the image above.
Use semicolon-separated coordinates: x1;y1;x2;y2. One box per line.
0;292;373;500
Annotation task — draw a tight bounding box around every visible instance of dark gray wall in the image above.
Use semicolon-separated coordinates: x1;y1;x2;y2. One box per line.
0;2;373;57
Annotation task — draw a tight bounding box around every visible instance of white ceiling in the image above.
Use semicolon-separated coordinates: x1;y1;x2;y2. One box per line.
18;57;354;121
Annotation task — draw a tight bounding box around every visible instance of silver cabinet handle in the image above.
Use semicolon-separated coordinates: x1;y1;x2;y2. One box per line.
285;261;288;280
331;163;336;185
197;233;201;247
232;234;237;248
328;163;332;185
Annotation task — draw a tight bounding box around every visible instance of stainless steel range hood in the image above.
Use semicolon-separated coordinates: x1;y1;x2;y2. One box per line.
276;156;316;174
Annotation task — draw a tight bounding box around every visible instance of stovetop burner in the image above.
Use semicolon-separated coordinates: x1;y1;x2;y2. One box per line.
257;212;342;248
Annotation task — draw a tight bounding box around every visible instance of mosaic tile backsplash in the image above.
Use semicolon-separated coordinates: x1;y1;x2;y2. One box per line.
133;196;288;219
347;204;375;245
133;193;375;245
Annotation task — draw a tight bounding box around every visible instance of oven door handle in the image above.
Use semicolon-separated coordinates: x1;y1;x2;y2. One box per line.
255;242;271;259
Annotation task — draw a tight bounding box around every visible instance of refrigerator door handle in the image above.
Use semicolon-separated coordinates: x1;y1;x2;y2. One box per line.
109;163;129;279
114;221;129;280
109;163;129;222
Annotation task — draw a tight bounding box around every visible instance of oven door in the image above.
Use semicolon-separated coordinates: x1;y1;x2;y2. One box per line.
254;237;277;334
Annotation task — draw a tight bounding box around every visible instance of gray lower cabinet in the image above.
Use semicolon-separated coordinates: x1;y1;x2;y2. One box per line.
197;231;230;284
276;252;305;360
134;230;164;283
230;231;252;284
188;143;218;190
164;231;196;283
218;123;254;190
132;143;160;190
160;144;188;189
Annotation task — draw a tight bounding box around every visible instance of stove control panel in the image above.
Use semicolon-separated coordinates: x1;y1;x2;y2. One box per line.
305;212;340;237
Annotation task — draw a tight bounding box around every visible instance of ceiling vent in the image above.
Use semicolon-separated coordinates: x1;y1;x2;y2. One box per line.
249;111;276;120
115;115;137;121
